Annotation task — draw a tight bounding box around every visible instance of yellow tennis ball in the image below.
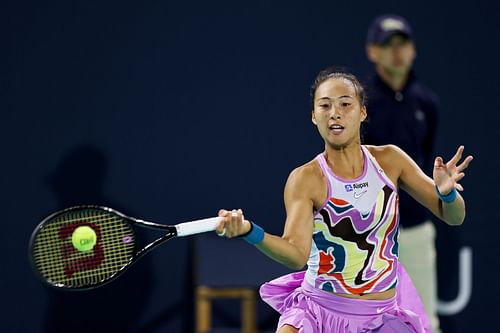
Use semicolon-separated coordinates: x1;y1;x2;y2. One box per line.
71;226;97;252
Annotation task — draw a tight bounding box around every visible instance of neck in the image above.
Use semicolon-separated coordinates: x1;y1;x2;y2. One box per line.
375;65;409;91
324;143;365;179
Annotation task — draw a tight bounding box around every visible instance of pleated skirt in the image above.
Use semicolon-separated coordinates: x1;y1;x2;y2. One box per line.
259;265;432;333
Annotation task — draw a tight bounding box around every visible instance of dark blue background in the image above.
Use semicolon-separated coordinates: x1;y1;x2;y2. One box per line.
3;0;499;332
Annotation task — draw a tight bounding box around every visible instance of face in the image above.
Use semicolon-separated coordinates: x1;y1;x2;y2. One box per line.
311;77;367;149
367;35;416;76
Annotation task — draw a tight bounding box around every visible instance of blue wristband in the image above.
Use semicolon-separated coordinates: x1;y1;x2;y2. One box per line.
435;186;457;203
241;222;265;245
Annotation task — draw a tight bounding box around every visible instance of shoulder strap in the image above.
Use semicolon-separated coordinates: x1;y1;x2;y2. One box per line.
361;146;397;191
314;153;332;214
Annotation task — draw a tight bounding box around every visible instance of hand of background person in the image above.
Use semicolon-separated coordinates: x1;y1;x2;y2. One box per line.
433;145;473;195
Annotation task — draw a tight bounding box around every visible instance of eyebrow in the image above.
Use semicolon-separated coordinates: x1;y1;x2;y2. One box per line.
317;95;353;101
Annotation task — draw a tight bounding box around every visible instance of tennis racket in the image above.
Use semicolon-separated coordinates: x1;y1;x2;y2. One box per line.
29;205;221;290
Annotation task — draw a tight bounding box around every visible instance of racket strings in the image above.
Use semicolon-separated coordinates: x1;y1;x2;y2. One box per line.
32;208;135;288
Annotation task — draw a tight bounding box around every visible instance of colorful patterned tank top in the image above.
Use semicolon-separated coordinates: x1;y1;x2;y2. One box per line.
305;146;400;295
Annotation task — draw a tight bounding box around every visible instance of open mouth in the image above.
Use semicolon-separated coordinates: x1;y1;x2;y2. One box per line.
329;124;345;134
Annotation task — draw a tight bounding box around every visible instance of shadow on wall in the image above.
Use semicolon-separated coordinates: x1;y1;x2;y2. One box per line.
42;144;154;333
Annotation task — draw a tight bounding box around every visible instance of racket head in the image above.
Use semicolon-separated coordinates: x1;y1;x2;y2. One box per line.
29;205;137;290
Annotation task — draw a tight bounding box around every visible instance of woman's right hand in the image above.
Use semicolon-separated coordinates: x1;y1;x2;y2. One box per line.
215;209;251;238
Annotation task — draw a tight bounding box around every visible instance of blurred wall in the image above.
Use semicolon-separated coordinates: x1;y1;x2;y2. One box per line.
3;0;499;332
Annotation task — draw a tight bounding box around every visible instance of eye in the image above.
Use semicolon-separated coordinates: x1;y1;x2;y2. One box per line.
341;102;351;107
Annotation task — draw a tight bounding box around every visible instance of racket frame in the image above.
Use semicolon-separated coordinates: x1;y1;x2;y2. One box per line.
29;205;217;290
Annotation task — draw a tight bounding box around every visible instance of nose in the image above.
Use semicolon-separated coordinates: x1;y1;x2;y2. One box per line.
331;107;341;120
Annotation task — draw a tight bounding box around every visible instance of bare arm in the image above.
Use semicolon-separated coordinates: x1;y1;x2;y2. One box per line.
393;145;473;225
216;166;319;269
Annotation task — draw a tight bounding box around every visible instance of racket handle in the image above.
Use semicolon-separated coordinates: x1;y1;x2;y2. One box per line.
176;217;221;237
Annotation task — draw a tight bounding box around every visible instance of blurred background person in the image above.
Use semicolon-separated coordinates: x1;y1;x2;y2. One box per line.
363;14;441;332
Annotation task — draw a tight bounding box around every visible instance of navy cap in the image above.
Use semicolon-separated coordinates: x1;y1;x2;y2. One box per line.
366;14;413;44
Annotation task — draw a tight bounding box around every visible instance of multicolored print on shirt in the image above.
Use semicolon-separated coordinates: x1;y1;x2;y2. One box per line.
304;146;400;295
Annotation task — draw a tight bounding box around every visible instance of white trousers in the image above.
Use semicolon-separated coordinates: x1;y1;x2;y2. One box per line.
399;221;441;333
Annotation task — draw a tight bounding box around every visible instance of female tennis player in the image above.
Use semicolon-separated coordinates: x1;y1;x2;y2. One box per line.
216;67;473;333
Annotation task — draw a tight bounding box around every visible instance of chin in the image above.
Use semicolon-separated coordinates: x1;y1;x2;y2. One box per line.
389;65;409;74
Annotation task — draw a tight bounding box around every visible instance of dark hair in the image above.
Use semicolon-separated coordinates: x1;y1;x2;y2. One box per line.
310;66;367;109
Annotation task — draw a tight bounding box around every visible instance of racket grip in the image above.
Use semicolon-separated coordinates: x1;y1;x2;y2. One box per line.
176;217;221;237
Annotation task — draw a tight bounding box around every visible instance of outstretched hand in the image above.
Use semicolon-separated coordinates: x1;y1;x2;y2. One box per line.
433;145;473;195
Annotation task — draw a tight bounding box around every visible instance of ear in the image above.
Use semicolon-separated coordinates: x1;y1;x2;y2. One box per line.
311;110;317;125
366;44;378;62
410;42;417;61
360;106;367;122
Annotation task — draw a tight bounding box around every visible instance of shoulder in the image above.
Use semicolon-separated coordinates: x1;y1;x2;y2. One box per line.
285;158;326;201
366;144;405;160
365;144;408;175
287;158;324;189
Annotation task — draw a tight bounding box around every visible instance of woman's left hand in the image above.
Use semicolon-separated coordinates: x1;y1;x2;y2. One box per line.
433;145;473;195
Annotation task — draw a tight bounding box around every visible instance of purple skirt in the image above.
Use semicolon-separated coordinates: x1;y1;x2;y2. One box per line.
259;265;432;333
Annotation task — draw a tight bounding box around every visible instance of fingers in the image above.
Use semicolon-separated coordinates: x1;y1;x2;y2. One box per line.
434;156;445;168
457;155;474;172
434;146;473;194
227;209;243;237
216;227;226;237
454;172;465;191
215;216;226;236
450;146;474;169
216;209;229;236
438;146;474;173
215;208;245;238
449;145;464;166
